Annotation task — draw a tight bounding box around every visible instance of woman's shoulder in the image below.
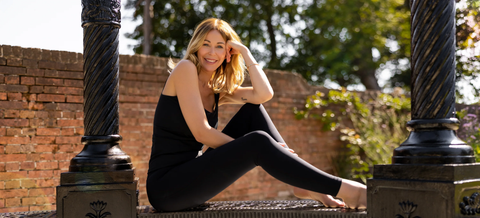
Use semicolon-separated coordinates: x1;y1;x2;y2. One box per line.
173;60;196;72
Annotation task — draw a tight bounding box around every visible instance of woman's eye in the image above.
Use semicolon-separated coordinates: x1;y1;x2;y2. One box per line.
216;46;224;49
203;44;209;46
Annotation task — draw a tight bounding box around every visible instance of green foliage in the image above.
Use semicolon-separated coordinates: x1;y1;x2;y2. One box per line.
294;88;411;183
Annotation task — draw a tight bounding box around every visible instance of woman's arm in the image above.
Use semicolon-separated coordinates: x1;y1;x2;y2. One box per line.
172;60;233;148
221;41;274;105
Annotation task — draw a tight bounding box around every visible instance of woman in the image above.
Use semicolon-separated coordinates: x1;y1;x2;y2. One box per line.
147;18;367;212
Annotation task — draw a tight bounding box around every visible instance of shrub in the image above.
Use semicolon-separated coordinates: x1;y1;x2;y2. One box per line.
294;88;411;183
457;106;480;162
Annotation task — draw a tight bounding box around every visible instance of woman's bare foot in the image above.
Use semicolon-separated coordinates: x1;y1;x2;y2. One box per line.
335;179;367;209
293;186;345;207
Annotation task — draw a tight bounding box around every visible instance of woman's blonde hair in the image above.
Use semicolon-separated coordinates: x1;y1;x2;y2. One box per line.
168;18;245;94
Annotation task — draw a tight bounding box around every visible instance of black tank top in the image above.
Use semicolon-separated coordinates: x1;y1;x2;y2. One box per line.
148;93;219;174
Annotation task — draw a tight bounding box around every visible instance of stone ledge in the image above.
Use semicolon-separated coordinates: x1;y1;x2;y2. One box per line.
0;200;367;218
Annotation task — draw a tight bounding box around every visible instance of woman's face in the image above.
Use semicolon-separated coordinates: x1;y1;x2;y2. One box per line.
197;30;227;74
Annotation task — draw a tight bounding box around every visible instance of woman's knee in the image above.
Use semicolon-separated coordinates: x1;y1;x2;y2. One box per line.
243;130;277;148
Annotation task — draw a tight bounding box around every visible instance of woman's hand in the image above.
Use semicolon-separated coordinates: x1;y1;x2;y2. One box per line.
278;142;297;156
226;40;247;63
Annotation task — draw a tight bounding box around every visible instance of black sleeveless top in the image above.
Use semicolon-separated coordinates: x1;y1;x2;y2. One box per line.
148;93;219;174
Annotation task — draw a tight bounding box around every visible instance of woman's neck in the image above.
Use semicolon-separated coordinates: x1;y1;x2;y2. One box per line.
198;69;214;85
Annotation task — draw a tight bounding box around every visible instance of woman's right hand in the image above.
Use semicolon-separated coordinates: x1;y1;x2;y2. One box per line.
278;142;297;156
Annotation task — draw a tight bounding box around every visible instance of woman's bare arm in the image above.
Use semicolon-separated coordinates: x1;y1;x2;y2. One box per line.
221;41;274;105
172;60;233;148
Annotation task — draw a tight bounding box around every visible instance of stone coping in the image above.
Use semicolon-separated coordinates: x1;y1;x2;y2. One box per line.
0;200;367;218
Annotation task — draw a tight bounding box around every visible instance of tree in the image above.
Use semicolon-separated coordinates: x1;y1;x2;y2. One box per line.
125;0;478;92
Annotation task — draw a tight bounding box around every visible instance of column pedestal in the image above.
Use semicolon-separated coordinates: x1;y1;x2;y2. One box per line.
56;170;138;218
368;164;480;217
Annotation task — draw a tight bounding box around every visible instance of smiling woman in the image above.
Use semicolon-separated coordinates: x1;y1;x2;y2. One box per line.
146;18;367;212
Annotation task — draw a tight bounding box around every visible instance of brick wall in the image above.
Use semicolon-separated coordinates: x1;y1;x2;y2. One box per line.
0;45;344;212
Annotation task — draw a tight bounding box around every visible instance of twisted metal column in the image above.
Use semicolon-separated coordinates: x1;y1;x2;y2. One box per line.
392;0;474;164
69;0;133;171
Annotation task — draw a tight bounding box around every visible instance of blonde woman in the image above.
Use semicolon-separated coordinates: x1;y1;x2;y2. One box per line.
147;18;367;212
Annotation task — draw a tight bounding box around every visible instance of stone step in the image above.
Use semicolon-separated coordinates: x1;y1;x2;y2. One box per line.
0;200;367;218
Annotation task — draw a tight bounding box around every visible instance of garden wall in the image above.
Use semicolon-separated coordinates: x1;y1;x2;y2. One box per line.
0;45;346;212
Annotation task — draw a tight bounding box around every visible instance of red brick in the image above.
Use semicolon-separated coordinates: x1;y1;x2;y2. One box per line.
36;162;58;170
21;179;36;188
22;59;38;68
2;45;22;58
5;144;34;154
5;179;21;189
61;128;74;135
19;111;35;119
26;93;37;101
57;120;83;127
62;112;76;118
0;92;6;100
58;144;73;152
21;162;35;171
34;196;56;205
0;128;5;136
43;103;56;111
35;111;49;118
30;205;56;211
35;144;58;153
21;197;36;205
64;79;83;87
66;63;83;71
43;86;57;93
38;60;56;69
27;170;54;179
29;85;43;93
5;162;20;171
6;128;21;135
0;162;4;171
26;68;44;77
0;137;30;145
5;198;21;207
0;101;27;110
0;206;29;213
66;95;83;103
46;70;83;79
0;66;26;75
22;128;35;136
4;109;19;118
0;84;29;93
36;128;61;136
7;92;22;100
75;127;84;135
0;171;28;180
20;76;35;85
0;57;6;65
5;75;19;84
75;112;84;119
0;119;29;127
36;77;63;86
28;102;44;111
57;103;82;111
28;187;55;196
57;87;82;95
56;136;80;144
32;136;55;144
35;178;57;188
37;94;65;102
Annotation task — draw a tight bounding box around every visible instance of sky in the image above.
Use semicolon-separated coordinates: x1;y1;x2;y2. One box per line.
0;0;139;55
0;0;478;104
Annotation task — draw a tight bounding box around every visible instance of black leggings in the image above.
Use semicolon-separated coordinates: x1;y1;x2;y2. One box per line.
147;104;342;211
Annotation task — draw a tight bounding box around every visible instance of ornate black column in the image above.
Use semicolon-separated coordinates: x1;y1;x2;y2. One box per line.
69;0;133;172
56;1;137;217
392;0;474;164
368;1;480;217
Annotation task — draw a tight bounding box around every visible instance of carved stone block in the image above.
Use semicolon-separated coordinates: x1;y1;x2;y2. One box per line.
56;170;137;218
368;163;480;218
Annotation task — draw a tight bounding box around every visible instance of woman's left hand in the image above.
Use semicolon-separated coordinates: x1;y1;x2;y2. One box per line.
226;40;247;63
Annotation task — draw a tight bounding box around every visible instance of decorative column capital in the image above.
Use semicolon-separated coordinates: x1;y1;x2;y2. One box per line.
81;0;121;26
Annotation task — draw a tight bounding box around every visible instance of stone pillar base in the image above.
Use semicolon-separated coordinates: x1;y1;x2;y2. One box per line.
56;170;138;218
368;163;480;218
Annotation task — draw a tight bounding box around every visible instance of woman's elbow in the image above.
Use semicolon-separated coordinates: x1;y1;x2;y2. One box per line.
260;90;274;103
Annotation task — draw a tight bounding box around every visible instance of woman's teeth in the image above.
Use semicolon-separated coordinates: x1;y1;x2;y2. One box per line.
205;59;216;63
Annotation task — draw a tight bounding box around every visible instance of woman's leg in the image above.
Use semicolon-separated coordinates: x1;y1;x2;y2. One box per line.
219;104;352;207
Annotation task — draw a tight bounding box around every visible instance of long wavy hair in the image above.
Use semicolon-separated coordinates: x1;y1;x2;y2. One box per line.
168;18;245;94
